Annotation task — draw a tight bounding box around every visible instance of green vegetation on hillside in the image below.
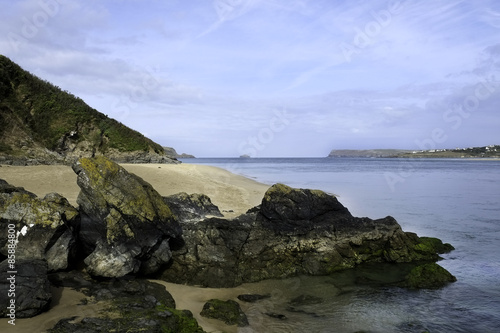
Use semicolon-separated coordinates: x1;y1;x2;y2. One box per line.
0;55;164;156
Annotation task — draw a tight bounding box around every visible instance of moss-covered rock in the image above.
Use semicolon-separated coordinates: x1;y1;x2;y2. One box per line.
200;299;249;327
402;262;457;289
415;237;455;255
72;156;182;278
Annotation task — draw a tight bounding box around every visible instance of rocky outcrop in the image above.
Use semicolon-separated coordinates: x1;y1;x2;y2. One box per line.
72;156;182;278
163;192;223;222
163;146;195;159
48;277;205;333
162;183;455;288
0;259;52;318
0;180;79;271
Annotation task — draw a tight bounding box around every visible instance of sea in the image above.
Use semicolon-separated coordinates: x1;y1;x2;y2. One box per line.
180;157;500;333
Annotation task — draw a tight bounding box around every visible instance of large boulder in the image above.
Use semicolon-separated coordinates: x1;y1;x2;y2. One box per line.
0;179;79;271
0;259;52;318
162;183;455;288
72;156;182;277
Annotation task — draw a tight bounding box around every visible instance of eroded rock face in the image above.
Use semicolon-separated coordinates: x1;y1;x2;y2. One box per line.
162;184;454;288
0;180;79;271
72;156;182;277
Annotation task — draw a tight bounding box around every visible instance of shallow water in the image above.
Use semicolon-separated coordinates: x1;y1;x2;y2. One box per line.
182;158;500;332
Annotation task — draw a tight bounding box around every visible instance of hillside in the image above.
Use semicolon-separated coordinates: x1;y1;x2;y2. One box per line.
0;55;177;165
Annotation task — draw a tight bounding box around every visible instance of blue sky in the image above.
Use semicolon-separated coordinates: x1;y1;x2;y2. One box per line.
1;0;499;157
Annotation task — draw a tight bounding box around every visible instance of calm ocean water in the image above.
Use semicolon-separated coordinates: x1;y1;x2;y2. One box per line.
181;157;500;333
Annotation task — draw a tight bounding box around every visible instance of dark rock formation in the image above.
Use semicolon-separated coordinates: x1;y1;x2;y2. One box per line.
0;259;52;318
162;183;455;288
0;179;79;271
200;299;249;327
48;279;206;333
72;156;182;278
163;192;223;222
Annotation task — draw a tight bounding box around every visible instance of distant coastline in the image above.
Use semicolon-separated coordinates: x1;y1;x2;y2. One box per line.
327;145;500;159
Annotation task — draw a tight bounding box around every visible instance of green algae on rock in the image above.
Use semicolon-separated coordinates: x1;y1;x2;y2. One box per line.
402;262;457;289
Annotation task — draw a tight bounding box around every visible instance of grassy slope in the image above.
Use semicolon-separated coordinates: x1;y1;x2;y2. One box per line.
0;55;164;155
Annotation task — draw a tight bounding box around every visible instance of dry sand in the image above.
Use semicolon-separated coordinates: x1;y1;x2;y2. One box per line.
0;163;270;218
0;162;271;332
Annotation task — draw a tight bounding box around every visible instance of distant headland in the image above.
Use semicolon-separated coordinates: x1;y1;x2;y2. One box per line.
327;145;500;158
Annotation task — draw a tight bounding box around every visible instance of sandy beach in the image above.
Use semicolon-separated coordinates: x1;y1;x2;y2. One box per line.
0;162;271;332
0;162;270;218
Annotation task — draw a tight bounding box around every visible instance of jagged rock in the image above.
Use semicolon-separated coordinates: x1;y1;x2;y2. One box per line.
0;180;79;271
163;192;223;222
200;299;249;327
0;259;52;318
72;156;182;278
162;183;455;288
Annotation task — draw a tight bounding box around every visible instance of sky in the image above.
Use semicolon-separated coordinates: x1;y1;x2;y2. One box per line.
0;0;499;157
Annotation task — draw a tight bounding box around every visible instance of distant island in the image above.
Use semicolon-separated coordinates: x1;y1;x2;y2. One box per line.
328;145;500;158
